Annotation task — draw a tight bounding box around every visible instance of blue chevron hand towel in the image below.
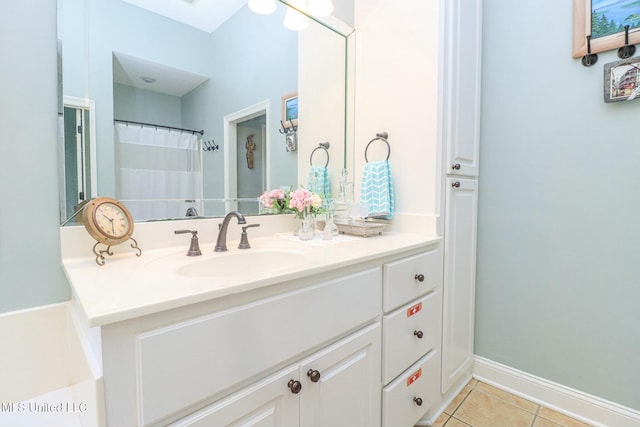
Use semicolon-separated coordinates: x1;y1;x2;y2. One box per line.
360;160;394;219
307;166;331;200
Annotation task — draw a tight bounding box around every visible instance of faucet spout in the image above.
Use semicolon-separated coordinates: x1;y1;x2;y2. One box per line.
214;211;247;252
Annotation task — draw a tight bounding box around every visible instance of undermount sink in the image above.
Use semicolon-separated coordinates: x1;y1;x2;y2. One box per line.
176;249;307;278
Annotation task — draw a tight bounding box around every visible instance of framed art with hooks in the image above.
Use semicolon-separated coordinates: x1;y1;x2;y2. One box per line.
573;0;640;58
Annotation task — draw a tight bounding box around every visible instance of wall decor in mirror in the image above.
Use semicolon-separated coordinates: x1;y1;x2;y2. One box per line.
58;0;354;225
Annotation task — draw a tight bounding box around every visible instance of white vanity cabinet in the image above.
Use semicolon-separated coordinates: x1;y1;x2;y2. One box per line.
100;268;382;427
441;178;478;394
380;247;443;427
440;0;482;397
171;322;381;427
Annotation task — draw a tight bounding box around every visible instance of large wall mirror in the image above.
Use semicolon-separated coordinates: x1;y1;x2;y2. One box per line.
57;0;354;225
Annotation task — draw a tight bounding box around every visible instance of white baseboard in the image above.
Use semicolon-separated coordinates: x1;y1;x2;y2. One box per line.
473;356;640;427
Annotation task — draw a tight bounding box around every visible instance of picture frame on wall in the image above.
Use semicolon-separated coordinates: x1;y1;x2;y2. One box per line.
573;0;640;58
281;92;298;128
603;57;640;102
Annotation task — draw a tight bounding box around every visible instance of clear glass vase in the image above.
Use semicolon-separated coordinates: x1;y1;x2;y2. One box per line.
297;214;315;241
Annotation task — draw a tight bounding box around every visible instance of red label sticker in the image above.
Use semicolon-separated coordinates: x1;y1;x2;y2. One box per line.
407;368;422;387
407;302;422;318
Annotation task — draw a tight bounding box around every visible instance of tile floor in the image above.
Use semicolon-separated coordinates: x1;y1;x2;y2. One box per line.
433;379;593;427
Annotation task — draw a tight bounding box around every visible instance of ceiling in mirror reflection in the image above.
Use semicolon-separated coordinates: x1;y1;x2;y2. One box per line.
121;0;247;33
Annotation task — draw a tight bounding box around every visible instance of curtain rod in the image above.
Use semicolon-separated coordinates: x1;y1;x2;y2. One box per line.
114;119;204;136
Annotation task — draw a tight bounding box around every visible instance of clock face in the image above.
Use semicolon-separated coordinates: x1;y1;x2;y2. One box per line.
82;197;134;245
93;202;130;239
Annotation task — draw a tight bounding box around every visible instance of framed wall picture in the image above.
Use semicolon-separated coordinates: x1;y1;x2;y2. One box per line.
604;57;640;102
573;0;640;58
281;92;298;128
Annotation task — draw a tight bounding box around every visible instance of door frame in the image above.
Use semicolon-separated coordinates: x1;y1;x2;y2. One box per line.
223;100;270;213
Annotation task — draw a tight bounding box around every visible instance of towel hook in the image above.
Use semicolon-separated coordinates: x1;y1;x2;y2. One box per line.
581;35;598;67
618;25;636;59
310;142;330;167
364;132;391;163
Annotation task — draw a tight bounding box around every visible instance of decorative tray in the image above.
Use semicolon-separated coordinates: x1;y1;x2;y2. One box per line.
334;221;385;237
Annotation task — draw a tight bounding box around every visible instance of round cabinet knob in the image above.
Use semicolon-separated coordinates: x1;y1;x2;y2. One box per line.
287;379;302;394
414;330;424;339
413;397;423;406
414;274;425;282
307;369;321;383
452;163;461;170
452;181;461;188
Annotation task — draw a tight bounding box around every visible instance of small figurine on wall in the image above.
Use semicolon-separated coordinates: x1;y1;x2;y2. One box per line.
246;134;256;169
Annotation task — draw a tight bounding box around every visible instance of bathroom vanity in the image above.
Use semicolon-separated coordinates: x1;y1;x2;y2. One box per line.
62;222;443;427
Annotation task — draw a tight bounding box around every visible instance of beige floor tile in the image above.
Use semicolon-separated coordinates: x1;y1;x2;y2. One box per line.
446;417;472;427
474;381;539;414
444;379;477;414
454;389;535;427
432;412;450;427
538;407;593;427
533;416;563;427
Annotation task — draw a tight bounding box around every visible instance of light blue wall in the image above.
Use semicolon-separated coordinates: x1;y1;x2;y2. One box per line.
477;0;640;410
113;83;183;128
182;5;298;201
88;0;210;196
0;0;69;313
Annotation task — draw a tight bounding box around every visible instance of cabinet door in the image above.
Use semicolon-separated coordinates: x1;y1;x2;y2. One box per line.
169;365;299;427
299;323;382;427
441;178;478;393
442;0;482;178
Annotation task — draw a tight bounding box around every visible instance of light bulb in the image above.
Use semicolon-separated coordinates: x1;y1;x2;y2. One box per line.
283;4;309;30
307;0;333;17
248;0;277;15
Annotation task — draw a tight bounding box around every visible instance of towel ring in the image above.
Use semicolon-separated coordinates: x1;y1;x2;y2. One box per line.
310;142;330;167
364;132;390;163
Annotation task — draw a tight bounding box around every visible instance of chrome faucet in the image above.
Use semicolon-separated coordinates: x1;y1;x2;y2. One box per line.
214;211;247;252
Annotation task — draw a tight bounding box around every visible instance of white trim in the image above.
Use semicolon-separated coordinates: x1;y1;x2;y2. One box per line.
473;356;640;427
62;96;98;197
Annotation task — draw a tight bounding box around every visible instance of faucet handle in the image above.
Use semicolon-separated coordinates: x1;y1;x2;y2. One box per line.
174;229;202;256
238;224;260;249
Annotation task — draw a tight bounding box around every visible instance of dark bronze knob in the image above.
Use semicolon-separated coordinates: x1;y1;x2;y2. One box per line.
307;369;321;383
452;181;461;188
452;163;461;170
415;274;425;282
414;330;424;339
414;397;423;406
287;379;302;394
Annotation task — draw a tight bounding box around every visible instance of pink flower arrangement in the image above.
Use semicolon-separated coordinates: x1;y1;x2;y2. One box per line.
259;187;324;216
259;189;287;210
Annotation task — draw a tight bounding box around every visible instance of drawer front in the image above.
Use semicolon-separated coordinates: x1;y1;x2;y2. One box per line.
382;350;439;427
382;291;441;384
136;268;381;426
383;248;442;312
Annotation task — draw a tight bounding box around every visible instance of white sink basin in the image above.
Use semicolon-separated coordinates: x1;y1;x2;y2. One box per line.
175;249;307;278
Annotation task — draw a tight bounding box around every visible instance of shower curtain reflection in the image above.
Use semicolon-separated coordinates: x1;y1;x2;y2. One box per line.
114;123;202;221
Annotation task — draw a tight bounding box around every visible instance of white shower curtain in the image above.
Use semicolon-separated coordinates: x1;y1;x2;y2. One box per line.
114;123;202;221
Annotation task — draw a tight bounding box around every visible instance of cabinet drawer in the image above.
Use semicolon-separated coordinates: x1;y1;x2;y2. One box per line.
382;351;439;427
136;268;381;426
383;248;442;312
382;291;440;384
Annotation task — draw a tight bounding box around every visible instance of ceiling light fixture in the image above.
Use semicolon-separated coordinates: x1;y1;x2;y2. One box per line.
140;76;156;83
283;0;309;31
248;0;277;15
306;0;333;17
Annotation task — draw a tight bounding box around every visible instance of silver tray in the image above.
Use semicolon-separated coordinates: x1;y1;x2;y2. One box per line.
335;221;385;237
